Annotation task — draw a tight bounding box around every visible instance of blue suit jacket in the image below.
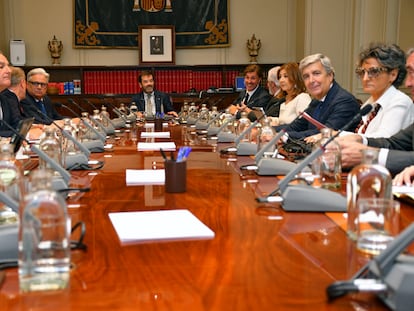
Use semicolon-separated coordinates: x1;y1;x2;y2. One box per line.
131;90;175;114
20;92;63;124
276;80;360;139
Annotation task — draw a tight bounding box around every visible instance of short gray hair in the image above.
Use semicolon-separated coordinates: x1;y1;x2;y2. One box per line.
27;68;50;82
407;48;414;57
10;67;25;86
299;53;335;76
267;66;281;85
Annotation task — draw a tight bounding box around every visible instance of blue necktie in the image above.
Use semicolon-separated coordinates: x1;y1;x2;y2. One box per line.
312;100;325;120
38;100;47;115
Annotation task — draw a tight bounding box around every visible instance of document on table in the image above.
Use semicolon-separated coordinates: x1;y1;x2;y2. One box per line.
109;209;215;244
137;142;176;151
126;169;165;185
393;185;414;201
140;132;170;138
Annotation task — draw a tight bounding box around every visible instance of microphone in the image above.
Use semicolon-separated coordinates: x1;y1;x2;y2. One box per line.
102;99;127;128
67;99;107;140
0;119;70;191
255;104;373;212
216;115;237;143
57;103;105;152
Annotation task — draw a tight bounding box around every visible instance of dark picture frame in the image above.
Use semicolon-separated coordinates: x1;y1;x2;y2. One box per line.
139;25;175;65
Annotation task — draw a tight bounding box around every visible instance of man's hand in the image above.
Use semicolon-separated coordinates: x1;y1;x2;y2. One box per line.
167;111;178;117
393;165;414;186
338;140;371;168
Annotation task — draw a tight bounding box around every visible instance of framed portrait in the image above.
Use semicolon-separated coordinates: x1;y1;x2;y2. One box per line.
139;25;175;65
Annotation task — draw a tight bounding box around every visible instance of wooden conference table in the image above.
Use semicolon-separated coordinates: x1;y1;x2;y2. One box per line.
1;123;414;310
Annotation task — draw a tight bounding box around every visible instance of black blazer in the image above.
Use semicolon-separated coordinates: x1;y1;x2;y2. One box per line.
0;93;23;137
131;90;175;114
20;92;63;124
275;80;360;139
234;85;272;121
367;123;414;175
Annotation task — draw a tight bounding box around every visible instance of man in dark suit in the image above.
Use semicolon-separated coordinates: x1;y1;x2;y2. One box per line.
339;48;414;177
20;68;63;124
0;53;23;137
228;64;272;121
1;66;26;119
131;70;177;118
275;53;360;140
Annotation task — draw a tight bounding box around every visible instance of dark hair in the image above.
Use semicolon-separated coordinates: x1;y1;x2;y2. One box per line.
138;70;155;83
276;62;306;99
358;42;406;88
243;64;263;79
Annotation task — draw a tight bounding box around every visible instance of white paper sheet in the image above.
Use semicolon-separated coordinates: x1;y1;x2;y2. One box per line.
393;185;414;194
141;132;171;138
109;209;215;244
126;169;165;185
137;142;176;151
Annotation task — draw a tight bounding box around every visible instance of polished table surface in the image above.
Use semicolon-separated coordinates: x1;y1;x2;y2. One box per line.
1;123;414;310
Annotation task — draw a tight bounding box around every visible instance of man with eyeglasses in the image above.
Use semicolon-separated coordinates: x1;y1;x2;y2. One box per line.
21;67;62;124
338;47;414;177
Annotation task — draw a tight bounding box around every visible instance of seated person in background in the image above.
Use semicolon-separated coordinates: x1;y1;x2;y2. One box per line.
0;52;22;137
1;66;26;119
228;64;272;121
267;62;311;126
339;47;414;178
275;53;360;140
306;42;413;144
20;68;63;125
264;65;282;117
131;70;178;118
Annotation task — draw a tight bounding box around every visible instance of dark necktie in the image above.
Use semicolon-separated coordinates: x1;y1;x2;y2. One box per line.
38;100;47;115
243;93;249;106
356;104;381;134
312;100;325;120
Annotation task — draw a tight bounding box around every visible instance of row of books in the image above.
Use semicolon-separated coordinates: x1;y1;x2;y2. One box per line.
75;69;242;95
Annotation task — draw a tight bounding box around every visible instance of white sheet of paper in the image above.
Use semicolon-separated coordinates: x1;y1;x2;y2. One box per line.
393;185;414;194
126;169;165;185
141;132;170;138
109;209;215;244
137;142;176;151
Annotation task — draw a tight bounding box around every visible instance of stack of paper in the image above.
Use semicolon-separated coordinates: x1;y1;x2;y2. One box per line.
109;209;215;244
126;169;165;185
137;142;176;151
141;132;171;138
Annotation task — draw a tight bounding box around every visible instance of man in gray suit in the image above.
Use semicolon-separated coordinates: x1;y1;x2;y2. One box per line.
339;48;414;177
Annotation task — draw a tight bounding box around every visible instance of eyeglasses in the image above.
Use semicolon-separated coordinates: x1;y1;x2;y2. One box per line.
355;67;388;79
28;81;48;88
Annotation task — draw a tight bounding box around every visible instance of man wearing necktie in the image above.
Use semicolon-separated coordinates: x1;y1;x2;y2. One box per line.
20;67;63;124
275;53;360;140
227;64;272;121
131;70;178;119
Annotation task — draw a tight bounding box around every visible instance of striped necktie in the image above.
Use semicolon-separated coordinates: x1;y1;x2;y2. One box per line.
356;104;381;134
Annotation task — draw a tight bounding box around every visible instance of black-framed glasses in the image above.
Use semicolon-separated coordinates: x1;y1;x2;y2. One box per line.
28;81;48;88
355;67;388;79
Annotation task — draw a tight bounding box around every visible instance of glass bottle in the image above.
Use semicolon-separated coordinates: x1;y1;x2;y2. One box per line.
179;101;189;123
258;117;276;157
0;143;23;211
78;112;92;141
312;128;342;189
198;104;210;124
19;169;70;292
118;103;128;115
39;127;63;171
222;109;236;135
346;149;392;240
237;111;251;142
62;118;78;156
187;102;199;124
100;105;110;127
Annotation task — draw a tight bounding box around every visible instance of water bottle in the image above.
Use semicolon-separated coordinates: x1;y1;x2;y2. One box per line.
237;111;251;142
19;169;70;292
0;143;23;210
346;149;392;240
39;127;63;171
312;128;341;189
62;118;78;156
258;117;276;157
100;105;110;127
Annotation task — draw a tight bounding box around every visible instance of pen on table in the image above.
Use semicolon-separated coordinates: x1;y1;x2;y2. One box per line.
177;147;192;162
170;151;175;161
160;148;167;161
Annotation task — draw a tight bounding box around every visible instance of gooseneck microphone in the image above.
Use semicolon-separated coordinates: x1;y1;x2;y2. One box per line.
83;99;117;131
255;104;373;212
